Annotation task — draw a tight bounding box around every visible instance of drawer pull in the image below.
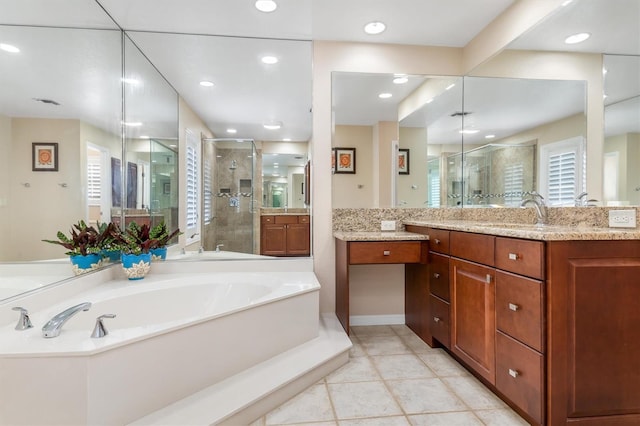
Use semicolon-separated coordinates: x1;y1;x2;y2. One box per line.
433;273;440;279
508;303;520;311
434;238;441;245
508;368;519;378
433;316;441;323
508;253;519;260
485;274;492;284
383;250;391;256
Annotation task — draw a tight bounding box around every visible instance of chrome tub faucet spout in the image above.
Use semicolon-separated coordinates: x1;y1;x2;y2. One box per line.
42;302;92;338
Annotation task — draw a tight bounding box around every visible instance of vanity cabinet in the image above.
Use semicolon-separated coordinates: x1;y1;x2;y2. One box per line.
260;215;310;256
405;225;640;425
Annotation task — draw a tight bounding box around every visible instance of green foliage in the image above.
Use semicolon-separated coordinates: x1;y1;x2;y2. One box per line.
149;221;182;247
42;220;102;256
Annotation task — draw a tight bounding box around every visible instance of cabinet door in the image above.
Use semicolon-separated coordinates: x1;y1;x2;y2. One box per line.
286;223;310;255
405;262;430;343
451;258;496;384
261;224;287;255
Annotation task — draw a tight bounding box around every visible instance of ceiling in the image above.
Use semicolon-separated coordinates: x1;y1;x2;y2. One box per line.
0;0;638;143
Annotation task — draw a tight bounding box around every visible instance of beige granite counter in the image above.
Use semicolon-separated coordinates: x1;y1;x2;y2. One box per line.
333;231;428;242
403;220;640;241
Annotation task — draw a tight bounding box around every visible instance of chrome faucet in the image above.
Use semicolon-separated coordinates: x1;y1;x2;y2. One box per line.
575;191;588;206
215;244;224;252
520;192;547;225
42;302;91;338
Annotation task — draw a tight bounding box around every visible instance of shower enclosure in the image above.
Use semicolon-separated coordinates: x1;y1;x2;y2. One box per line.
201;138;258;254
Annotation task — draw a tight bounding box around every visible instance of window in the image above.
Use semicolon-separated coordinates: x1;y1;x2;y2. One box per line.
87;152;102;205
185;129;200;243
427;160;441;207
503;164;524;206
203;157;212;225
539;137;585;206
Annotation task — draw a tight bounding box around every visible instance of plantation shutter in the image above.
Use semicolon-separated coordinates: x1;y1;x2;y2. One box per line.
503;164;524;206
547;151;576;206
185;129;200;240
87;155;101;205
203;158;212;225
428;169;440;207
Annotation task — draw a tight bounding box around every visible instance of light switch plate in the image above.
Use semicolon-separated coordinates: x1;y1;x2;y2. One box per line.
381;220;396;231
608;209;636;228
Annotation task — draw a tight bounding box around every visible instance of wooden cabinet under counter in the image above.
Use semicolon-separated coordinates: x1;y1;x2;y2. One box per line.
260;215;310;256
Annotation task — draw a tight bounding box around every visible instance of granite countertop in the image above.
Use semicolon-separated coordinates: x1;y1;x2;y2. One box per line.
403;220;640;241
333;231;429;242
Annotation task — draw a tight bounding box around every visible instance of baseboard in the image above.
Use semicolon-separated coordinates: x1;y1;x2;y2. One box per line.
349;314;405;326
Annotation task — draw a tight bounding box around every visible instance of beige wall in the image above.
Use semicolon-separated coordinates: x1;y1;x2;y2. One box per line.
0;115;11;260
605;132;640;205
397;127;429;208
333;125;374;208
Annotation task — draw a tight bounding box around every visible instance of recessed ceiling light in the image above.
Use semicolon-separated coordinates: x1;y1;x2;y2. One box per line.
393;75;408;84
227;128;237;134
283;138;291;141
261;55;278;65
199;80;214;87
364;21;386;35
255;0;277;13
274;165;279;169
122;78;139;85
140;135;150;139
565;32;590;44
378;93;392;99
445;84;456;91
263;121;282;130
459;129;480;134
273;162;279;165
122;121;143;127
170;144;177;148
0;43;20;53
485;134;496;139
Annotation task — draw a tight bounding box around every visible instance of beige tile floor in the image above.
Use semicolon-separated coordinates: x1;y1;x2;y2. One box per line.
251;325;529;426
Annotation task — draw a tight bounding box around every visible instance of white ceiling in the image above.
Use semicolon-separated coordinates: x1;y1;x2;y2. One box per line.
0;0;638;144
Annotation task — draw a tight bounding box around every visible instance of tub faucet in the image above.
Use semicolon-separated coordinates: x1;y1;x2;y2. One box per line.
216;244;224;252
520;192;547;225
12;307;33;330
42;302;91;338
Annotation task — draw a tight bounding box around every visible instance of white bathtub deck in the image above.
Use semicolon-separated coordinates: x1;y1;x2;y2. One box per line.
128;313;352;426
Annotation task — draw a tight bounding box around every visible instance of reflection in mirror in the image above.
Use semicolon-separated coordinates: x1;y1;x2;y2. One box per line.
202;138;257;254
398;77;463;207
0;24;122;300
120;35;179;233
603;55;640;206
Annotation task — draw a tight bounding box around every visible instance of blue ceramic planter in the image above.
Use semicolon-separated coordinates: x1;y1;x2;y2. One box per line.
150;247;167;261
70;253;102;275
101;249;121;264
121;253;152;280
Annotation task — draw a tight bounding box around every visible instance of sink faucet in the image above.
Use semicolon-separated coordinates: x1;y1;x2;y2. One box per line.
42;302;91;338
575;191;588;206
520;192;547;225
215;244;224;252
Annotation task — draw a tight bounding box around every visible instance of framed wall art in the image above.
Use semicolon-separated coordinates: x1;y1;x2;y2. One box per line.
334;147;356;174
398;149;410;175
32;142;58;171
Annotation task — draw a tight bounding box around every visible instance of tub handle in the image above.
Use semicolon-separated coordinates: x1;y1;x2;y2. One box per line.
91;314;116;338
12;307;33;331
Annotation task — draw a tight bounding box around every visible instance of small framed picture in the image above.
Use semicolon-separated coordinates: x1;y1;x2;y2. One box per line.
398;149;410;175
334;147;356;174
32;142;59;172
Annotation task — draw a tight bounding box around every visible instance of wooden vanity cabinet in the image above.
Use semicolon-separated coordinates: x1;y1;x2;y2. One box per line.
260;215;310;256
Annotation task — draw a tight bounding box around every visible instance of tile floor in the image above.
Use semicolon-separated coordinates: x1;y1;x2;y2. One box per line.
251;324;529;426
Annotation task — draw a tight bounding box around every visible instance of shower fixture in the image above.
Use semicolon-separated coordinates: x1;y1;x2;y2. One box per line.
230;160;237;170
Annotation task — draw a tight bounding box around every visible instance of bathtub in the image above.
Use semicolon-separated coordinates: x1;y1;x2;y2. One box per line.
0;260;320;425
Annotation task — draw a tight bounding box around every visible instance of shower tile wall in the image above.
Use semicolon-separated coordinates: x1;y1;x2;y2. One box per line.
203;145;256;253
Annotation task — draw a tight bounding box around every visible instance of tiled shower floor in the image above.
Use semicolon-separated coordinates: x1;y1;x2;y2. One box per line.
251;325;528;426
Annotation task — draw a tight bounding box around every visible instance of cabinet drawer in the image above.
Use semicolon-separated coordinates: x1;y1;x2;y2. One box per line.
261;215;275;224
496;331;543;425
349;241;422;264
274;215;299;224
428;228;450;254
496;270;544;352
298;215;310;224
429;252;450;301
495;237;544;279
430;294;450;348
450;231;495;266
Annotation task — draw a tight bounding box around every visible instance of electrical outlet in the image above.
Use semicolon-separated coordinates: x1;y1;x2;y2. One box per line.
381;220;396;231
608;210;636;228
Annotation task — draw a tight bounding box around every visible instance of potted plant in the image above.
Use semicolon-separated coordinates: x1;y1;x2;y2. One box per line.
96;221;122;264
113;222;158;280
148;221;182;261
42;220;103;275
